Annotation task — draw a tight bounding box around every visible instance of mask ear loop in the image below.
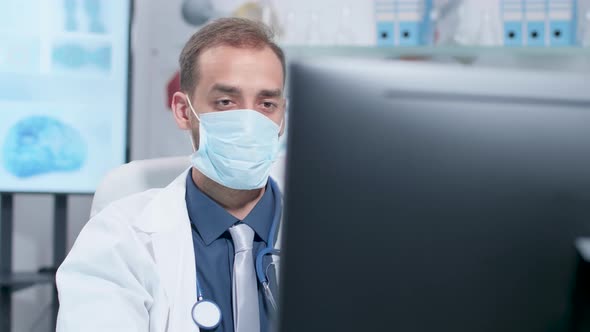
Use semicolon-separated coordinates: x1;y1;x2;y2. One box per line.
185;93;201;122
278;118;285;137
185;93;200;152
189;133;198;152
279;97;289;137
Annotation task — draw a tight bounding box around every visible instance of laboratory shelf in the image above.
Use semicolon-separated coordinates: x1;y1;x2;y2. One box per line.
283;45;590;59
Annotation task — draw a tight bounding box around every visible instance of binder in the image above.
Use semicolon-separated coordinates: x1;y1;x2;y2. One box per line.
375;0;431;46
524;0;547;46
548;0;576;46
397;0;423;46
375;0;396;46
503;0;525;46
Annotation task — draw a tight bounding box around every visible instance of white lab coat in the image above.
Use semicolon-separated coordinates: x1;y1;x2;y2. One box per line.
56;169;281;332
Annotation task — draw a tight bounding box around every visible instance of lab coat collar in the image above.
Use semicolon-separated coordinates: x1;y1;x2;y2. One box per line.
132;167;191;233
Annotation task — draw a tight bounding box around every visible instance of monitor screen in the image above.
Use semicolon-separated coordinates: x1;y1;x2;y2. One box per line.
0;0;131;193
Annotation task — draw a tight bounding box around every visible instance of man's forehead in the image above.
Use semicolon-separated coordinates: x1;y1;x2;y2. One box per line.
199;44;278;61
207;83;283;97
197;45;284;81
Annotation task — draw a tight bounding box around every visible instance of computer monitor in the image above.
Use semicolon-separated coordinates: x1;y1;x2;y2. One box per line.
280;58;590;332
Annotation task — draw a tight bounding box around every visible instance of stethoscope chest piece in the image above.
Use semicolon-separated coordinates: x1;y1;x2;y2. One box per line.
192;299;222;330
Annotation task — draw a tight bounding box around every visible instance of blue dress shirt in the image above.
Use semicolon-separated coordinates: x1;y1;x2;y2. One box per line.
185;172;278;332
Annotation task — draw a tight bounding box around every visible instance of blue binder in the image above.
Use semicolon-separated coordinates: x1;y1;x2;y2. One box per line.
397;0;423;46
525;0;547;46
375;0;433;46
548;0;577;46
375;0;396;46
503;0;525;46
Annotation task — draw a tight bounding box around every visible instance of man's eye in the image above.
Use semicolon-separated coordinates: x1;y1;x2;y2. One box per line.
215;99;236;109
263;102;276;109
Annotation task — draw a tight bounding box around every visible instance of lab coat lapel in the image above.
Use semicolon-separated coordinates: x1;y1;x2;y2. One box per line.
134;169;199;331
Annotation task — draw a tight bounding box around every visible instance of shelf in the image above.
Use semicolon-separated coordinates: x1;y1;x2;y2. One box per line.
0;272;55;292
283;45;590;59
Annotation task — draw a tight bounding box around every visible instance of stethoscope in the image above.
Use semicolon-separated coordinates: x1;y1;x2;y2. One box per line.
191;178;282;330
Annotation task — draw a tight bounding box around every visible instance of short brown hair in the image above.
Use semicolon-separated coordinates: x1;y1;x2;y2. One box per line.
179;17;286;94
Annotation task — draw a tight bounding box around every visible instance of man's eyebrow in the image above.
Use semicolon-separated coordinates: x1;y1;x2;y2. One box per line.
257;89;283;98
210;84;242;95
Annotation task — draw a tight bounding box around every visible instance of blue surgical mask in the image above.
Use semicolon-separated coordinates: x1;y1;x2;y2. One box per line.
186;95;281;190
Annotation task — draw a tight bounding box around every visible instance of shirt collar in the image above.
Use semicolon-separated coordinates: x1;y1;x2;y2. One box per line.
242;179;275;244
185;172;275;246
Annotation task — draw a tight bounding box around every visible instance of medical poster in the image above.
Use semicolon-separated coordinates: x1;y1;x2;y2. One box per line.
0;0;131;193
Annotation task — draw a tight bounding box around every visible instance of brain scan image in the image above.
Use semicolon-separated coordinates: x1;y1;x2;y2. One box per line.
2;115;87;178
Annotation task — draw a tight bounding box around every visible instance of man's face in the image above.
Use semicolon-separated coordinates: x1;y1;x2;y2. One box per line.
178;45;285;148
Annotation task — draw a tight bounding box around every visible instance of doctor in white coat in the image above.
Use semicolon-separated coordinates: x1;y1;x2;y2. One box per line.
56;18;287;332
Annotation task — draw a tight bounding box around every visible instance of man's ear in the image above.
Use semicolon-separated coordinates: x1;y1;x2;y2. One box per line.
171;92;193;130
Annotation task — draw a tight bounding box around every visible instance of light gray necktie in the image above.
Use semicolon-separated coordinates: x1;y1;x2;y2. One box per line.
229;223;260;332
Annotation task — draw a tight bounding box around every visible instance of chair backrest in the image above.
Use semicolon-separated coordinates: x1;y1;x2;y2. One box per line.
90;155;286;218
90;156;190;218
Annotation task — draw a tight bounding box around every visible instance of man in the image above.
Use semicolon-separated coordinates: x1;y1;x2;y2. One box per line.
56;18;286;332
